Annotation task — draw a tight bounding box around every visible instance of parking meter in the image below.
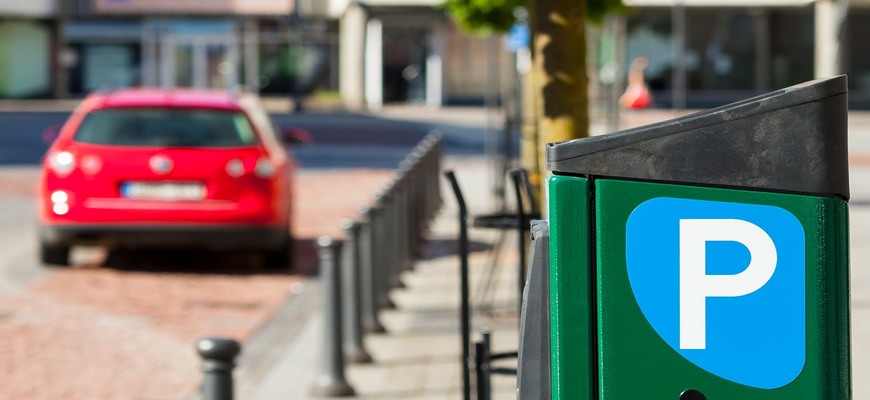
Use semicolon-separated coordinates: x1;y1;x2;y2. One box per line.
517;76;851;399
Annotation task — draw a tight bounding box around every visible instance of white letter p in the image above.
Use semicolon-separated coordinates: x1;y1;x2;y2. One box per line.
679;219;777;350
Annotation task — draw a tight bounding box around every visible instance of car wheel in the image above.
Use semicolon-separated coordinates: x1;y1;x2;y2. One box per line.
40;242;70;267
263;234;293;268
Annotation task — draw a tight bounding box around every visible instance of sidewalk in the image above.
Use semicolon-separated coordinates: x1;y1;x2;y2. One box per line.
233;156;522;400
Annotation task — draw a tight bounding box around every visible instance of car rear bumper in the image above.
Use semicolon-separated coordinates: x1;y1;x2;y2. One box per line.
40;224;288;250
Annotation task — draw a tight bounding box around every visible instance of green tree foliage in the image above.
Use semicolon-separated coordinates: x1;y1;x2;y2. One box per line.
441;0;525;32
588;0;631;23
442;0;626;33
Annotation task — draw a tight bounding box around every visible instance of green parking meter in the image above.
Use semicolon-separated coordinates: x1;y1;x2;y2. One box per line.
517;76;851;399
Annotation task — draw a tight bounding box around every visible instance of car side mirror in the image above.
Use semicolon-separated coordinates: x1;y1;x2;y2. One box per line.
281;127;312;146
42;124;61;144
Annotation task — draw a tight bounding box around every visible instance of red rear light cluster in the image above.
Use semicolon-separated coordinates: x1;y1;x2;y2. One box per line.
225;159;245;177
224;157;275;179
50;190;71;215
80;155;103;175
47;151;76;176
254;158;275;178
47;151;103;177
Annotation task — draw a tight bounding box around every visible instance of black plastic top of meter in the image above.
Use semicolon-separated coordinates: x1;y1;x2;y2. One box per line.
547;75;850;200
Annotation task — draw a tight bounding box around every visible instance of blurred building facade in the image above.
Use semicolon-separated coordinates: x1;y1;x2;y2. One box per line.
0;1;56;99
595;0;867;108
0;0;867;108
0;0;505;109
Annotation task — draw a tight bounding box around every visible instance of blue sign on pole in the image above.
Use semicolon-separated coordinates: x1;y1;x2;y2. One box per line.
504;23;529;52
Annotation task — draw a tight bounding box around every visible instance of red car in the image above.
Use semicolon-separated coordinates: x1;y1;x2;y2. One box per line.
38;88;302;267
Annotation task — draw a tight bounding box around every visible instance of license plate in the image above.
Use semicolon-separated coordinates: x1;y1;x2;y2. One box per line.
121;182;205;201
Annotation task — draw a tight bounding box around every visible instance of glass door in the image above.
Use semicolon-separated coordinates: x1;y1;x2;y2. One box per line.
173;42;195;87
161;34;238;90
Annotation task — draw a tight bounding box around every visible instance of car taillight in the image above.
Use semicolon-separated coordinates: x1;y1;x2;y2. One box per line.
225;159;245;178
50;190;70;215
254;157;275;178
47;151;76;176
80;155;102;175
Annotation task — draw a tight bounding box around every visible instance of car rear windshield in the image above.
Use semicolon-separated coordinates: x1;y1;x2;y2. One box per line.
73;108;258;147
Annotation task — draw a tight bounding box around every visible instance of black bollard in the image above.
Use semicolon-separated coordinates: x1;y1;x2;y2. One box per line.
397;160;415;272
340;219;373;363
311;236;356;397
428;131;444;213
391;169;411;277
358;205;387;334
418;136;436;223
476;331;492;400
370;193;395;310
379;184;401;304
405;152;425;258
196;337;241;400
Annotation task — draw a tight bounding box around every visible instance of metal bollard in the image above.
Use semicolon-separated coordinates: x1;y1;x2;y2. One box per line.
357;206;386;334
398;159;419;266
429;136;441;220
475;331;493;400
418;136;436;224
370;195;395;309
404;154;423;259
432;133;444;212
394;176;410;280
311;237;356;397
426;134;440;222
393;167;411;274
413;152;427;250
381;183;403;295
197;337;241;400
372;196;388;305
340;219;373;363
390;177;408;285
413;153;427;253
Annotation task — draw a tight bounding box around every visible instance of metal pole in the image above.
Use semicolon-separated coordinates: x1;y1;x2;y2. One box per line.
409;152;425;257
399;159;418;262
372;193;396;309
311;237;355;397
417;139;433;225
358;206;386;334
444;170;472;400
434;133;444;211
410;149;427;245
382;183;403;294
482;331;493;400
475;340;486;400
401;169;413;271
196;337;241;400
340;219;373;363
477;331;493;400
394;167;411;274
425;131;443;221
429;133;442;220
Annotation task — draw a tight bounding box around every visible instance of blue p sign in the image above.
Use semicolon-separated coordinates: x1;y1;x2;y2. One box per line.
626;197;806;389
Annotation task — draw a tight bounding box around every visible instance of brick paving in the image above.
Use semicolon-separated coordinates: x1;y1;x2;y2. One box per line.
0;167;40;198
0;167;393;400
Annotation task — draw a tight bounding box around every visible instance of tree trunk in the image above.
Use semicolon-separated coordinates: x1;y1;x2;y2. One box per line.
526;0;590;201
